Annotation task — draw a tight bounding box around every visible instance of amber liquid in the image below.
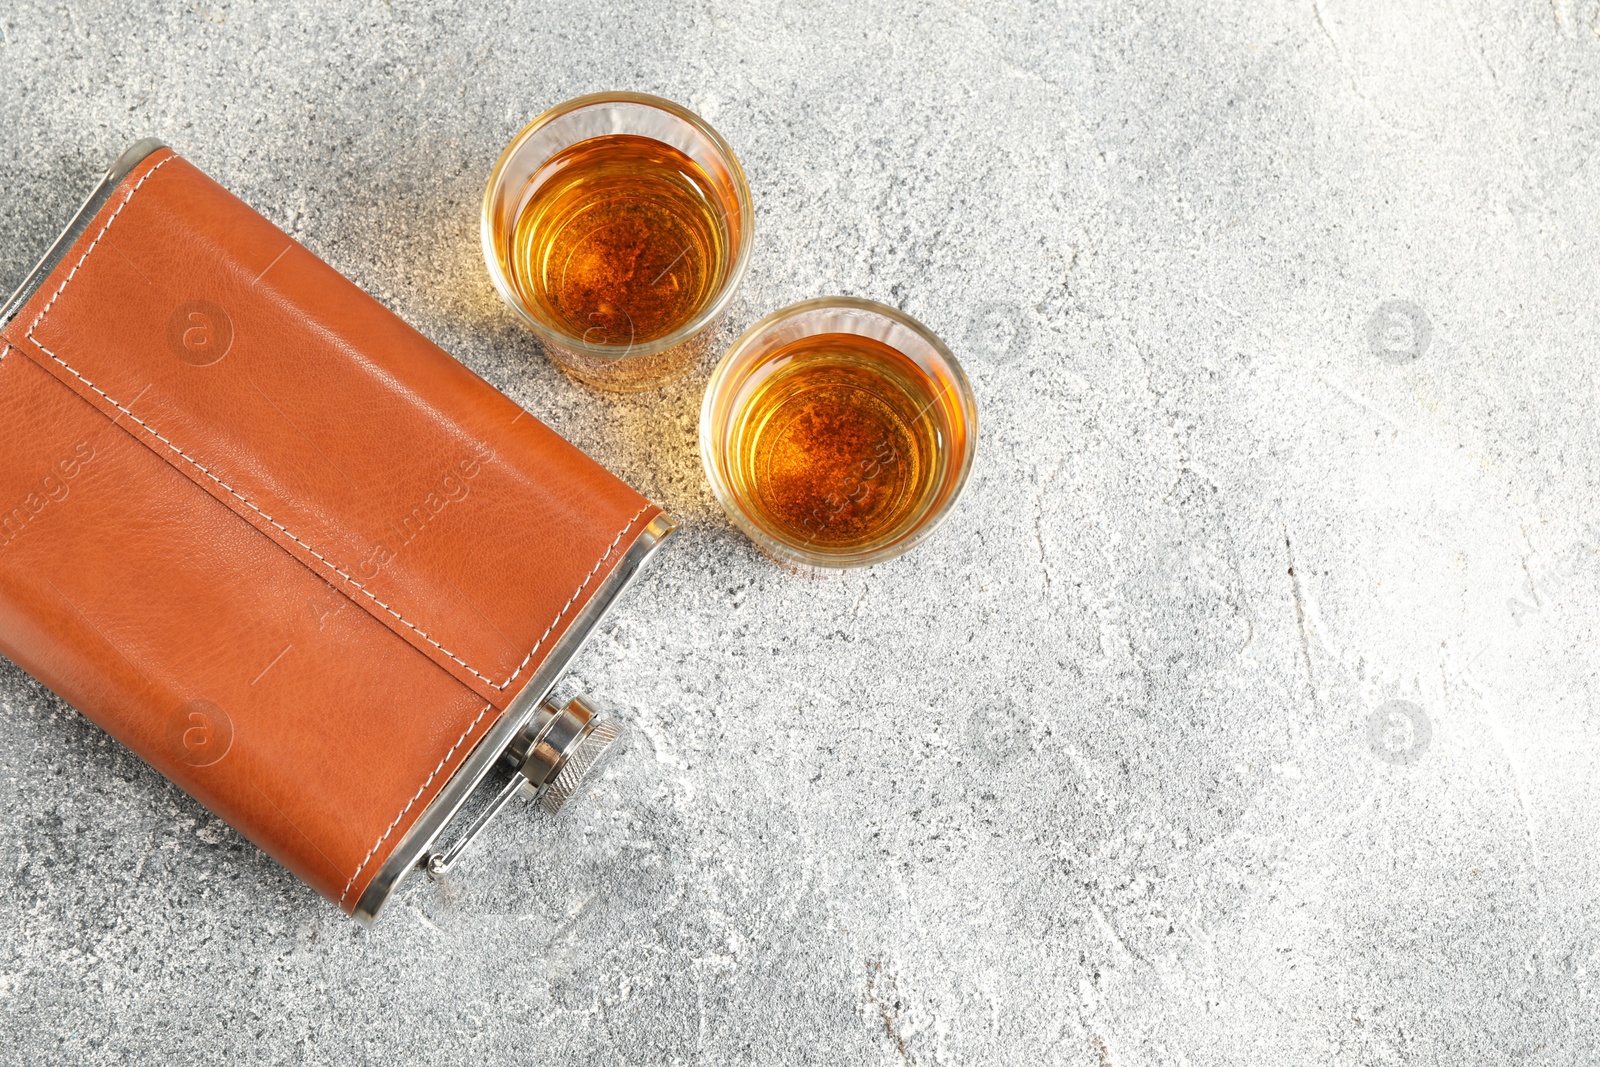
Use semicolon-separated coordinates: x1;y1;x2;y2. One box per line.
507;134;729;347
730;334;951;550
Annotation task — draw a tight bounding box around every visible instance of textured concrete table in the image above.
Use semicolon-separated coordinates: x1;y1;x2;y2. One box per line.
2;1;1597;1063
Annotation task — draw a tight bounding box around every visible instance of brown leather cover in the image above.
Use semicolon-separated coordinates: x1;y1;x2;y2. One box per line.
0;148;664;913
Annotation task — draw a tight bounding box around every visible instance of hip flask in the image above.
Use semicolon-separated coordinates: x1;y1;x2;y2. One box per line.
0;140;673;923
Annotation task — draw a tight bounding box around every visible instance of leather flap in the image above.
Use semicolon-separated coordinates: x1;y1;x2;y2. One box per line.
4;150;660;708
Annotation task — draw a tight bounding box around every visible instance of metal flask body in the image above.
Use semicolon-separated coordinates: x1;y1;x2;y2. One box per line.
1;138;671;925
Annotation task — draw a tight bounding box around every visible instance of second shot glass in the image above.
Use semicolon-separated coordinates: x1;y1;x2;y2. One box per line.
482;92;754;391
701;297;979;569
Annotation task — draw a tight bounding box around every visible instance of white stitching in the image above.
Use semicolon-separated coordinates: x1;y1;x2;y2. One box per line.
337;700;492;906
495;502;651;684
26;155;175;332
21;152;653;694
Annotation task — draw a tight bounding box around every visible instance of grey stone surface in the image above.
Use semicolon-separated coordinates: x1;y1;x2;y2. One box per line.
1;0;1598;1062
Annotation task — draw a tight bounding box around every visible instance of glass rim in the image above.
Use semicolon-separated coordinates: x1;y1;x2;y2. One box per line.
480;91;756;363
699;296;980;569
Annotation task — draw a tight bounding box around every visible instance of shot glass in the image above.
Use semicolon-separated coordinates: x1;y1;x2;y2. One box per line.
482;92;754;391
700;297;979;568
